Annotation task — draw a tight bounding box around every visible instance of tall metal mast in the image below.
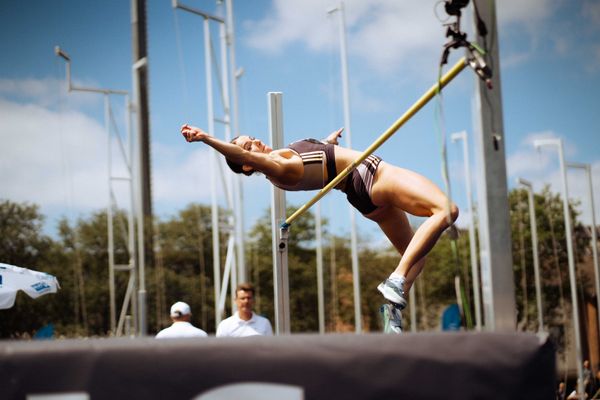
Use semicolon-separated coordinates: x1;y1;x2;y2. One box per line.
327;1;362;334
131;0;152;336
471;0;516;331
224;0;246;283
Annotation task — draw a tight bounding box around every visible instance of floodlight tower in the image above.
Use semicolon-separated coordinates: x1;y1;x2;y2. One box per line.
172;0;245;324
327;1;363;334
567;162;600;346
516;178;544;332
55;46;138;337
224;0;247;286
533;138;583;396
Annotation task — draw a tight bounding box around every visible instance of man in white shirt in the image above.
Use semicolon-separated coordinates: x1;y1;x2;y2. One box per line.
216;283;273;337
156;301;208;339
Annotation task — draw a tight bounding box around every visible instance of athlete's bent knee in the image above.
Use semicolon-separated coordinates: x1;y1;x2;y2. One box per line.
432;203;459;224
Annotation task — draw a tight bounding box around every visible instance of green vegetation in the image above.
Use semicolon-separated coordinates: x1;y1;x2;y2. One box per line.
0;186;596;360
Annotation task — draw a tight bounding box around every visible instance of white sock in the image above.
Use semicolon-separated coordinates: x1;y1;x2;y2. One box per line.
388;272;406;289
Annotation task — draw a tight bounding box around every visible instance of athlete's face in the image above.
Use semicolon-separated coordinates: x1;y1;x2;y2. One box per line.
234;135;272;153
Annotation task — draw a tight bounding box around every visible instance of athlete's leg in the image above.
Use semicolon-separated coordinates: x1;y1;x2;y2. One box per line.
369;163;458;282
366;205;424;292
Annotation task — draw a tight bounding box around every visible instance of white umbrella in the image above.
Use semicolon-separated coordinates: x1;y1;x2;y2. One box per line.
0;262;60;309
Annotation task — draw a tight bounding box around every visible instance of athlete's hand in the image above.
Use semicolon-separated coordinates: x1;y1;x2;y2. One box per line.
181;124;210;142
325;127;343;145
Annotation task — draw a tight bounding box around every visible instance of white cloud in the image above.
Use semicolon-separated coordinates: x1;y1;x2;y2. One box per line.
0;77;101;109
506;131;578;179
244;0;446;76
505;131;600;225
0;78;220;231
0;78;62;107
152;143;213;207
0;97;107;215
506;133;550;178
244;0;560;77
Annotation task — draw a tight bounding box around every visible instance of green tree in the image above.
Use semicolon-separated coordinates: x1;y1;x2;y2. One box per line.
0;200;62;337
53;210;133;336
152;203;224;334
510;186;590;353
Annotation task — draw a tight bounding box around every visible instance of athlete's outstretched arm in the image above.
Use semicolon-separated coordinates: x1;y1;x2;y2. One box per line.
180;124;296;179
181;124;248;164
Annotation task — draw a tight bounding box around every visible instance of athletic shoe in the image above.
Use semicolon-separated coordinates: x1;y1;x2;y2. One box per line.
377;279;407;308
380;303;403;334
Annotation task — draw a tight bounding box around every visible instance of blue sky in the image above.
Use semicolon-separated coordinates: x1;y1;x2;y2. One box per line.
1;0;599;246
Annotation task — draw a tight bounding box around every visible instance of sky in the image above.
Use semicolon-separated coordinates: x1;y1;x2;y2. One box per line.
1;0;599;248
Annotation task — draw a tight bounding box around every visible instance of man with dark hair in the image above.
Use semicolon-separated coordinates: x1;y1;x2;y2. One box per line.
216;283;273;337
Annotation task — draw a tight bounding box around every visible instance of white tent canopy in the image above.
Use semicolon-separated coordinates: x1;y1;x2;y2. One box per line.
0;263;60;309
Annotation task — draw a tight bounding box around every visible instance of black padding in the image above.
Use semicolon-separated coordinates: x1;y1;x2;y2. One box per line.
0;332;555;400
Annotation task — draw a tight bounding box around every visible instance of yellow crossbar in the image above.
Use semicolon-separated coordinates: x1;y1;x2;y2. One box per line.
283;56;467;227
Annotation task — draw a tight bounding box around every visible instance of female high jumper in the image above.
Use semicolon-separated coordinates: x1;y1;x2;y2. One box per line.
181;124;458;333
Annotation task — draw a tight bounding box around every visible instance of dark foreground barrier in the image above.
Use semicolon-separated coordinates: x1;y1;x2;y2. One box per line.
0;332;555;400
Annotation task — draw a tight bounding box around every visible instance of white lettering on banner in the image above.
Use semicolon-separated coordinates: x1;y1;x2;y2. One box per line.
194;382;304;400
27;393;90;400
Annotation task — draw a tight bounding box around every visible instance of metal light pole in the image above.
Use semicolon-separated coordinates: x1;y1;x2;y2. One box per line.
173;0;244;324
567;162;600;343
534;138;583;395
452;131;482;330
224;0;246;284
315;202;326;334
327;1;362;334
516;178;544;332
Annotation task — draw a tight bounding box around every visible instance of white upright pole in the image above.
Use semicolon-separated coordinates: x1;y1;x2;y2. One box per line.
534;138;584;396
105;94;117;334
269;92;290;334
315;202;325;334
409;287;417;332
328;1;362;334
517;178;544;332
224;0;246;283
200;16;222;325
452;131;482;330
125;94;138;332
568;162;600;346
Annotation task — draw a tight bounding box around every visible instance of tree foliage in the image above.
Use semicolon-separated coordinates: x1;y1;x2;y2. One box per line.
1;184;596;349
509;185;590;352
0;201;64;337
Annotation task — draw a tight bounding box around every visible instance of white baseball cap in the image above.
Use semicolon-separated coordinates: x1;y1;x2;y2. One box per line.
170;301;191;317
